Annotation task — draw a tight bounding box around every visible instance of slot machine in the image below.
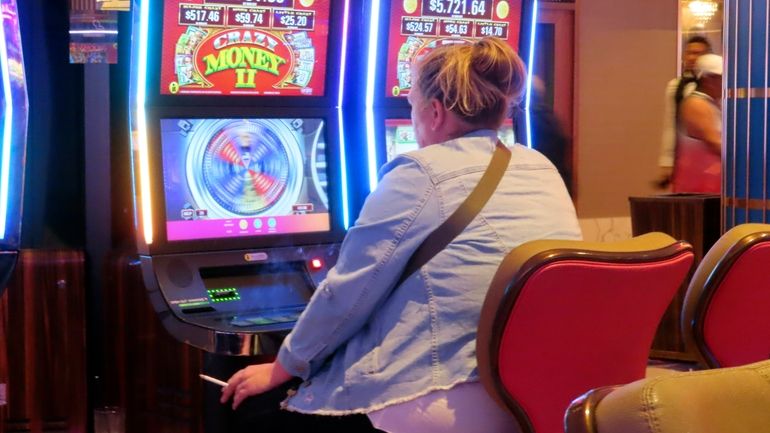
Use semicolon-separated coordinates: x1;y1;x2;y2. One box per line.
360;0;536;192
129;0;355;355
0;0;27;295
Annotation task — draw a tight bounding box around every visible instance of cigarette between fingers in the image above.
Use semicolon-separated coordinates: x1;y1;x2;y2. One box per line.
199;374;228;387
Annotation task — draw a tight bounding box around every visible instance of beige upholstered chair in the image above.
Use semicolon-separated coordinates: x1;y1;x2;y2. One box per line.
565;359;770;433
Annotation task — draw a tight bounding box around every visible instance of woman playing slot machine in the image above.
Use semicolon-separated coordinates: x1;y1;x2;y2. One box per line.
221;37;581;433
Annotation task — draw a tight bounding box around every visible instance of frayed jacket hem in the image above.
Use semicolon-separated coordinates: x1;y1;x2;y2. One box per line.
281;378;479;416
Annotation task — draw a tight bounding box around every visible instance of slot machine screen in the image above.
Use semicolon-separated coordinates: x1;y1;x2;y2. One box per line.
384;118;515;161
159;0;330;96
160;118;331;241
385;0;522;98
384;119;418;161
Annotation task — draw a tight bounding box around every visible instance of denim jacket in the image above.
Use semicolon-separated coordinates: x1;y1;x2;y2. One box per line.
277;130;582;415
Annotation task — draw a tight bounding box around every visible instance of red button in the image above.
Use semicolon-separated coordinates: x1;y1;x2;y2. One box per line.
310;258;323;270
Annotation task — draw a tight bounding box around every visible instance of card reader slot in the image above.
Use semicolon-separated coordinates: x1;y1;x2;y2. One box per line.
181;306;216;314
200;261;310;279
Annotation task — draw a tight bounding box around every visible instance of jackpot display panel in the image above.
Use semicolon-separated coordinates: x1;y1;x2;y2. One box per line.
385;0;522;98
363;0;536;191
0;0;28;294
130;0;352;354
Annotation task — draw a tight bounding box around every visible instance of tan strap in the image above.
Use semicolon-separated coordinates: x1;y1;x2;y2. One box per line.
395;140;511;287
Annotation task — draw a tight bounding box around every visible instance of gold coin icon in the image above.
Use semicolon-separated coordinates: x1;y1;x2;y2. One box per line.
403;0;418;14
496;1;510;19
299;0;314;7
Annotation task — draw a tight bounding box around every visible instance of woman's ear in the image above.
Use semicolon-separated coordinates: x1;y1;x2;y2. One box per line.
429;98;445;132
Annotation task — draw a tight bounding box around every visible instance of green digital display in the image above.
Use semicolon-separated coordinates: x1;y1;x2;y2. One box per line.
207;287;241;303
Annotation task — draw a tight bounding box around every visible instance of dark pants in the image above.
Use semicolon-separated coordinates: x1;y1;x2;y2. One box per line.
203;354;383;433
231;379;383;433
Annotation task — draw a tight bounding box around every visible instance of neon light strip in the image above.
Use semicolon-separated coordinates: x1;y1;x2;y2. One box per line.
337;0;351;110
524;0;538;149
136;0;153;244
0;11;13;239
336;0;351;229
365;0;381;192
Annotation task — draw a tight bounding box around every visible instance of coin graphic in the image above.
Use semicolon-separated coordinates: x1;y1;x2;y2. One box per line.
496;1;510;19
403;0;417;14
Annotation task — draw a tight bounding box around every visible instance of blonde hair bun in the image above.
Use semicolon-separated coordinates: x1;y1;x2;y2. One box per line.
415;37;527;126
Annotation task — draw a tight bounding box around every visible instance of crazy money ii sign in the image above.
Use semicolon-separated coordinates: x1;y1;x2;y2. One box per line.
199;30;289;89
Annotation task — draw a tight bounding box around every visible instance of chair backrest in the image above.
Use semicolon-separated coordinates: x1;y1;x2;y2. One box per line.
565;359;770;433
477;233;694;433
681;223;770;368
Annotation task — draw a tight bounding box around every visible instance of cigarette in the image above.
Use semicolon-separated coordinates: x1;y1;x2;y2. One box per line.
199;374;228;387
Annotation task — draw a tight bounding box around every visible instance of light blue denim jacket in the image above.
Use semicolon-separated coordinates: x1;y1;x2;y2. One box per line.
278;130;582;415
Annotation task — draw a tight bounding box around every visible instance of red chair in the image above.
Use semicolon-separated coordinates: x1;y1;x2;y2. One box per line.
681;223;770;368
477;233;694;433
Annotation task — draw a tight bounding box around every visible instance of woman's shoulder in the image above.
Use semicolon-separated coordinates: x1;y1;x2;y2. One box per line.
378;152;433;184
403;138;555;168
380;141;476;180
509;142;561;170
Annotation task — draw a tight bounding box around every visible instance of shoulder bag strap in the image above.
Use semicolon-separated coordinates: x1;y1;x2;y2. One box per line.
395;140;511;287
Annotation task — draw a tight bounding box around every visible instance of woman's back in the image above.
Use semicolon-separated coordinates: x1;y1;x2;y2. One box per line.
281;131;581;414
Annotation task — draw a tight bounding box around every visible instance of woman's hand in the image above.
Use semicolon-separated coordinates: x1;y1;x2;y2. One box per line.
220;361;293;410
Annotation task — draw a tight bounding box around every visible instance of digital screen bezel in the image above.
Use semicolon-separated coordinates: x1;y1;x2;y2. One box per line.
0;0;26;251
383;0;524;100
142;0;345;108
159;117;332;242
362;0;534;174
141;106;346;255
369;0;535;111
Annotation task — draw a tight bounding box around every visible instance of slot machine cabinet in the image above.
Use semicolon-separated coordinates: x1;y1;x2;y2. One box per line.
130;0;354;355
359;0;537;192
0;0;27;296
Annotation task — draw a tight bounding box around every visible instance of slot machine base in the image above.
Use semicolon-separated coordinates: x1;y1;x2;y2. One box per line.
140;243;340;355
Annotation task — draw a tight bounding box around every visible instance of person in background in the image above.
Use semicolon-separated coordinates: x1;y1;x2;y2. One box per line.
220;38;581;433
530;75;573;196
656;35;713;189
671;53;722;193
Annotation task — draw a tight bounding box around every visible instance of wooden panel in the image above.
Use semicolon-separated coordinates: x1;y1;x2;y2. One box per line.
0;249;87;433
101;251;205;433
629;195;721;360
